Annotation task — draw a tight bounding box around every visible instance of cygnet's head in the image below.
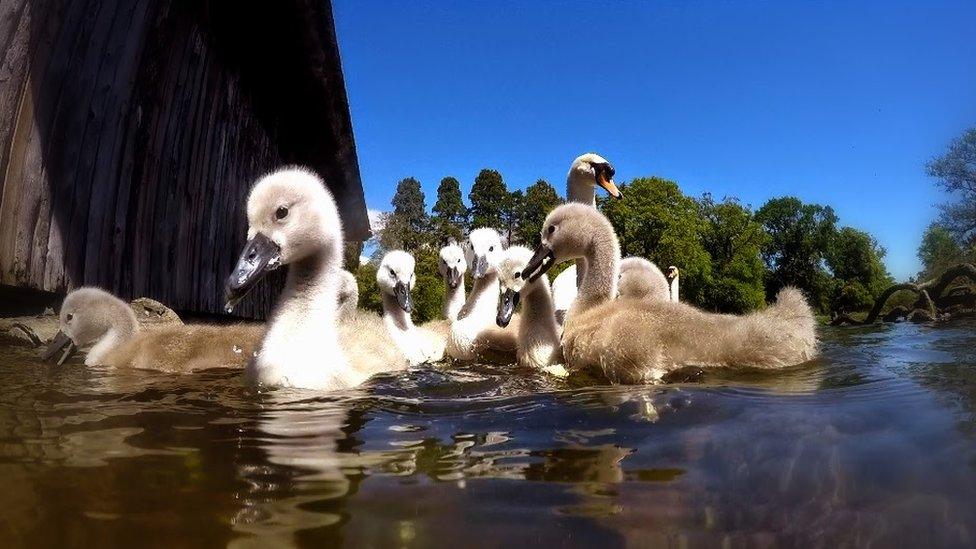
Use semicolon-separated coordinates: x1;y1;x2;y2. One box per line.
667;266;680;281
495;246;534;328
437;244;467;289
618;257;661;300
225;167;343;311
42;287;136;365
519;203;615;282
377;250;416;313
466;228;505;279
569;152;622;199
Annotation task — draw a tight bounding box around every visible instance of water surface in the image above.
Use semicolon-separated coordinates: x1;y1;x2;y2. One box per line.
1;321;975;547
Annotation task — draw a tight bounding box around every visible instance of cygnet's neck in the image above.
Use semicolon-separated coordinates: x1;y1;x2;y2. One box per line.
443;278;465;320
457;271;499;322
87;314;138;366
519;278;557;337
669;276;680;302
382;292;415;333
255;249;361;389
569;229;620;319
567;171;596;206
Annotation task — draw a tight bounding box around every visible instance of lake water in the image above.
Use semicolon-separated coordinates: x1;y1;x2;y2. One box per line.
1;320;975;547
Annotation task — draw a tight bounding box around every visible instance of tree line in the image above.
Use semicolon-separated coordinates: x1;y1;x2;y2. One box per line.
356;170;886;323
356;128;975;324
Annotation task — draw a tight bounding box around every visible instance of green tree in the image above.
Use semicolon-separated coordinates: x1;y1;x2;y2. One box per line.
431;176;468;244
502;189;525;244
825;227;892;313
599;177;712;305
517;179;563;246
469;169;508;229
927;127;976;244
698;194;768;313
918;223;968;279
755;196;838;312
381;177;429;250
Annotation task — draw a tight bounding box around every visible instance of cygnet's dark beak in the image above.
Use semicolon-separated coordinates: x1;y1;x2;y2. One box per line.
471;254;489;279
394;281;413;313
518;243;555;283
225;232;281;313
496;289;520;328
42;330;77;365
447;266;462;289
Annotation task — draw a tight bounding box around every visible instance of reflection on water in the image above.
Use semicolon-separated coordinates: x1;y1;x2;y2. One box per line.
1;320;975;546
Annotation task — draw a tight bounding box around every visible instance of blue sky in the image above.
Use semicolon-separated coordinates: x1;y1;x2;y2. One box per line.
333;0;976;279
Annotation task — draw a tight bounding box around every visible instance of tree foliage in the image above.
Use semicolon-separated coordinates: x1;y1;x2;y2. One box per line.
918;223;971;280
382;177;429;250
927;127;976;244
755;196;838;312
469;169;507;230
431;176;468;244
599;177;712;304
698;194;768;313
825;227;892;313
517;179;563;246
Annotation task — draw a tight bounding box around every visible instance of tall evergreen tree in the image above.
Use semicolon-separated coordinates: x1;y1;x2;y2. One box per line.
502;189;525;244
381;177;429;250
517;179;563;245
469;169;508;230
431;176;468;244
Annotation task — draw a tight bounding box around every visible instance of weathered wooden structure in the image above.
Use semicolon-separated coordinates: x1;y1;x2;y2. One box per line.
0;0;368;318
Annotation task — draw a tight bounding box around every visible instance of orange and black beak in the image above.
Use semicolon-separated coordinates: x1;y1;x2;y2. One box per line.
595;163;622;199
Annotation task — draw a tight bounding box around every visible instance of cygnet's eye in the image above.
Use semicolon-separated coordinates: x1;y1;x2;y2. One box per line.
489;246;494;252
65;313;73;322
388;267;396;278
275;206;289;220
548;225;556;235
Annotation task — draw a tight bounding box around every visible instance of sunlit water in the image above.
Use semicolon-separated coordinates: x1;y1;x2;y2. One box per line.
1;321;975;547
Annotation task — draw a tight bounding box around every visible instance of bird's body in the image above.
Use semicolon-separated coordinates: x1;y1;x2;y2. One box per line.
521;203;818;384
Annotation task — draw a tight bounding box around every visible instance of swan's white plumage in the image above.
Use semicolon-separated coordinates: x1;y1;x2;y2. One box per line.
376;250;446;365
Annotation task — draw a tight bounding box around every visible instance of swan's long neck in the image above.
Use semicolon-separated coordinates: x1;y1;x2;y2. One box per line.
382;293;415;333
570;229;620;319
567;172;596;206
520;278;557;339
255;250;361;389
443;279;465;321
566;172;596;283
669;276;680;303
457;272;499;322
87;318;138;366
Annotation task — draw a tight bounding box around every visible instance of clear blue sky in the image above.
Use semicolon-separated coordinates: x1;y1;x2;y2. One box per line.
333;0;976;279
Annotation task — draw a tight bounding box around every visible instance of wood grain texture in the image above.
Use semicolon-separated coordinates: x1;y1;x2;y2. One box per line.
0;0;367;318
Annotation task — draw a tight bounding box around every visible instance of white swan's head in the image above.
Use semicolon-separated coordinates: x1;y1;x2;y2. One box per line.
225;167;343;311
466;228;505;279
666;265;679;281
519;203;615;282
377;250;416;313
495;246;534;327
437;244;467;289
568;152;621;199
42;287;136;365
